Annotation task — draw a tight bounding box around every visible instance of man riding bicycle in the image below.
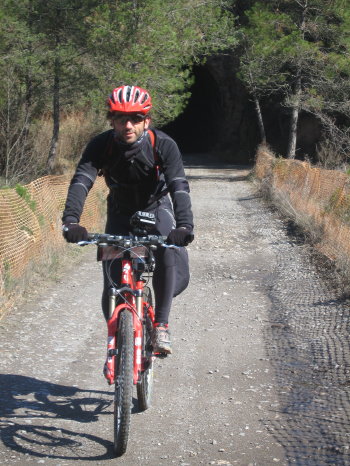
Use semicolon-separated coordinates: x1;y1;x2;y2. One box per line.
62;85;194;355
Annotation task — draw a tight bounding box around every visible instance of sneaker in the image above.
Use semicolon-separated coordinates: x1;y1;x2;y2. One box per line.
152;323;172;355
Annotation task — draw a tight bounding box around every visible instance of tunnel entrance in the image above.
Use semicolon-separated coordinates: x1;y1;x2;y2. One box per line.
161;66;220;153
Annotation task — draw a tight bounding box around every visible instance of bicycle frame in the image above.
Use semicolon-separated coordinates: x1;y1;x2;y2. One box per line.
78;229;167;456
105;254;155;386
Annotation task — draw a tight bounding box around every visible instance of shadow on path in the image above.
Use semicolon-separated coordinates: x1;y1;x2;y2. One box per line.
183;152;253;170
0;374;115;461
187;174;249;183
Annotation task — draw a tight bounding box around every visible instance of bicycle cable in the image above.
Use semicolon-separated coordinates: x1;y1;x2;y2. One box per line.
104;245;154;313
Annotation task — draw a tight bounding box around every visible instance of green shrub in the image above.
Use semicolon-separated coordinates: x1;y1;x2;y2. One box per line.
15;184;36;211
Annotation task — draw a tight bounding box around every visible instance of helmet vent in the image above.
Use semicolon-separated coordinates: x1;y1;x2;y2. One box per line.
134;89;140;102
141;93;149;104
125;86;132;102
116;88;123;103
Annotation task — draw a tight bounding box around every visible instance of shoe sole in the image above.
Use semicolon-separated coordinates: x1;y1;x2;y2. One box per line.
154;351;171;358
153;346;172;356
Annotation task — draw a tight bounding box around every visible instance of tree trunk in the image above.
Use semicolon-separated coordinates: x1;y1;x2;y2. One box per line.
287;3;307;159
287;73;302;159
23;3;33;167
253;95;266;144
47;56;60;173
25;0;34;111
5;75;11;185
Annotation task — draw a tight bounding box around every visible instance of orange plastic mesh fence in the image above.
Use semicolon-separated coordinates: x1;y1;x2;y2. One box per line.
0;175;108;312
256;147;350;262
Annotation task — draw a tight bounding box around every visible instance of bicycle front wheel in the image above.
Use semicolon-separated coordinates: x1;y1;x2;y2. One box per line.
114;309;134;457
137;286;154;411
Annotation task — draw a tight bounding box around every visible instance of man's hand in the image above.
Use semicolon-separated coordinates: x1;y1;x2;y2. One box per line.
62;223;88;243
167;227;194;247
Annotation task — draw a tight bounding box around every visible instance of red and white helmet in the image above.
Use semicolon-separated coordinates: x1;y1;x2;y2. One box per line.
107;85;152;114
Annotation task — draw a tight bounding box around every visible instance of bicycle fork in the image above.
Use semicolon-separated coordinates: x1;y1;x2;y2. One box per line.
104;288;119;385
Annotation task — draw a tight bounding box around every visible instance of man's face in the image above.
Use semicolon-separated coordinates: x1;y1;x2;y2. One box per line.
111;112;150;144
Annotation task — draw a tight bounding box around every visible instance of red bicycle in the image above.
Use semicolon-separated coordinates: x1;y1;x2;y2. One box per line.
79;211;168;456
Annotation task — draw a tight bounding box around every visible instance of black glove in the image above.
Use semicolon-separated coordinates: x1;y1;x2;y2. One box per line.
62;223;88;243
167;227;194;247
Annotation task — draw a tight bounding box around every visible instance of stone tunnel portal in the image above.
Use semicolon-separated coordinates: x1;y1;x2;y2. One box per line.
162;66;221;154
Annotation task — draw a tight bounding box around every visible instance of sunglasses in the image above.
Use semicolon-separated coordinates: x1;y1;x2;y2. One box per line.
112;114;146;124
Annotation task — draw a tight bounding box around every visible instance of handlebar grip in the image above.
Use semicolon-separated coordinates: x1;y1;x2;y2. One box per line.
87;232;98;240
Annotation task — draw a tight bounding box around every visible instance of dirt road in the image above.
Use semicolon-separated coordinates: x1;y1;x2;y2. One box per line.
1;156;350;465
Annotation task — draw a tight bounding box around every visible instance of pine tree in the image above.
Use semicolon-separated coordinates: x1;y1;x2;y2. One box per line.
238;0;350;159
0;0;44;183
237;5;295;143
85;0;236;125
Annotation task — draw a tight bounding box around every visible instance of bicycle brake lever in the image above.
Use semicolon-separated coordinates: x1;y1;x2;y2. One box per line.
77;240;97;246
162;244;180;249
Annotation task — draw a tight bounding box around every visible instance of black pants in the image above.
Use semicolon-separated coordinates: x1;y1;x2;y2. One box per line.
101;197;190;324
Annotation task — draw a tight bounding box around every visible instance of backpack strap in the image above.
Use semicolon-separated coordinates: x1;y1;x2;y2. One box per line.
145;128;169;207
147;129;158;160
147;129;161;179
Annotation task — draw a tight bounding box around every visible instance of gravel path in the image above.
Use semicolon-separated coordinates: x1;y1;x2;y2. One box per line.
1;156;350;465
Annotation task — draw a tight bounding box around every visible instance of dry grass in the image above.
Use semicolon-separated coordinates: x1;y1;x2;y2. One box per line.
0;111;108;187
316;139;348;171
254;147;350;296
257;176;324;245
31;111;107;176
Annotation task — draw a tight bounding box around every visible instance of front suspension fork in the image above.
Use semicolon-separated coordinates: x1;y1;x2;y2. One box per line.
105;286;144;385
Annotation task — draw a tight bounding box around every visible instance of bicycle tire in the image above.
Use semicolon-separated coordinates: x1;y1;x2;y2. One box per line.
114;309;134;457
137;286;154;411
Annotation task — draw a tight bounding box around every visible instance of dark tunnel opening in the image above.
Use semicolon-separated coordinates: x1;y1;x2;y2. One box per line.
161;66;221;154
161;62;323;163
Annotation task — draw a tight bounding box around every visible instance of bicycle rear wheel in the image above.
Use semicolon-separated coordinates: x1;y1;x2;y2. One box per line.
137;286;154;411
114;309;134;457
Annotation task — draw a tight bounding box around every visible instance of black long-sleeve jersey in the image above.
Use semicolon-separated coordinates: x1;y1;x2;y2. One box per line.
62;128;194;228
